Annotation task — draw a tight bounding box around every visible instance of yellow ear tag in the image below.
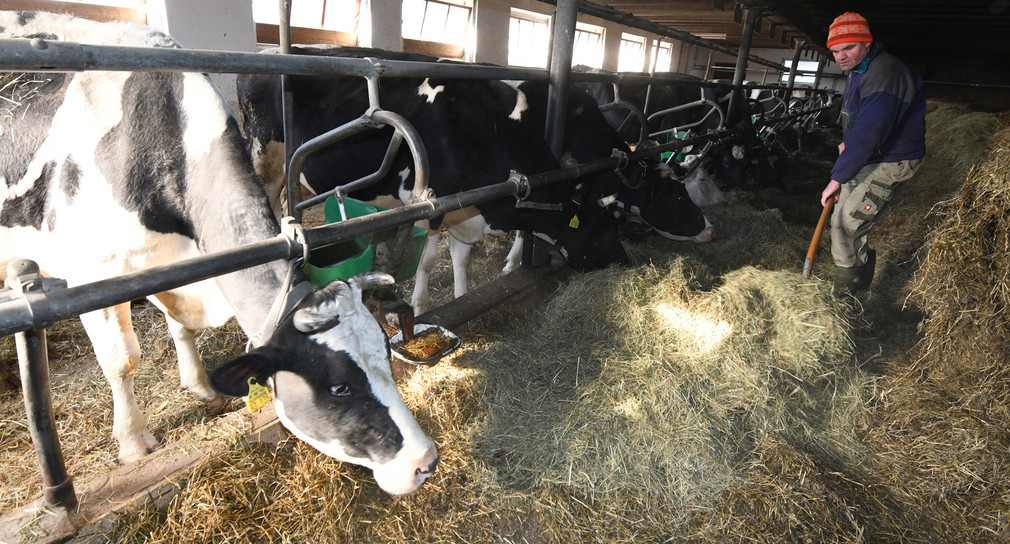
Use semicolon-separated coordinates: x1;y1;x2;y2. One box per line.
245;377;271;413
569;214;580;229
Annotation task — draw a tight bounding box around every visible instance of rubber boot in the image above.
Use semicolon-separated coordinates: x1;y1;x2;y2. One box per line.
859;248;876;289
834;264;863;296
833;249;876;296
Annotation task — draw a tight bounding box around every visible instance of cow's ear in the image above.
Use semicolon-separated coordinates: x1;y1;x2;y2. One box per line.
210;348;284;397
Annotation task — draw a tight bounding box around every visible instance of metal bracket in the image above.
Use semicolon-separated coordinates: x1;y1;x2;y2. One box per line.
509;170;533;201
2;260;68;330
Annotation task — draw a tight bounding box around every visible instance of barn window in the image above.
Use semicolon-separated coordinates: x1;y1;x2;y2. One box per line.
252;0;358;46
508;8;551;68
650;40;674;72
618;32;647;72
572;23;606;69
402;0;471;45
402;0;472;58
781;59;819;85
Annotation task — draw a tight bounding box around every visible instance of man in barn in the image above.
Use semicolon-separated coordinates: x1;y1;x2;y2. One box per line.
819;12;926;295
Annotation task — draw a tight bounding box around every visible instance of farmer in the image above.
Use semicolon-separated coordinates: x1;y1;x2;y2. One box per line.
819;12;926;294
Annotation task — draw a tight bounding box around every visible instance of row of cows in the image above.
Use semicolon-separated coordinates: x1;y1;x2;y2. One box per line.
0;11;823;498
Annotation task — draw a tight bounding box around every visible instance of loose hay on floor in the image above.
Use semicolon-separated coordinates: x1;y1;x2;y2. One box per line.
865;114;1010;542
89;262;866;543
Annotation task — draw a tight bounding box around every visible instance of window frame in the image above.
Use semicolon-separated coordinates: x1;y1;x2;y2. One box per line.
780;59;820;85
618;32;647;73
572;22;605;69
401;0;472;59
507;8;552;68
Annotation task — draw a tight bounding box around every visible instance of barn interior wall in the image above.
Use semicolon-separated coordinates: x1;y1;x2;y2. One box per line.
358;0;403;52
472;0;511;65
144;0;257;104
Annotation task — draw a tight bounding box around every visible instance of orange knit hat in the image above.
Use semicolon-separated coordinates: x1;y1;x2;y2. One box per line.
826;12;873;48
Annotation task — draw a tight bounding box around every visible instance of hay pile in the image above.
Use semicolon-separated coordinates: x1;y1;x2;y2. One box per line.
860;115;1010;541
476;264;867;539
95;262;864;543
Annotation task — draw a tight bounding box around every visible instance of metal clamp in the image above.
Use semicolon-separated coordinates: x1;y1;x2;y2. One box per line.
509;170;532;201
2;260;68;330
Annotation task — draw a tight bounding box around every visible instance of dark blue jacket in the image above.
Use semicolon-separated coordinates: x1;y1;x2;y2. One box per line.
832;43;926;184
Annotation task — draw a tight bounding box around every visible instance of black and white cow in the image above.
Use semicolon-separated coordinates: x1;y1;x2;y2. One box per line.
238;47;714;313
580;72;782;193
238;46;635;314
507;78;716;236
0;11;435;495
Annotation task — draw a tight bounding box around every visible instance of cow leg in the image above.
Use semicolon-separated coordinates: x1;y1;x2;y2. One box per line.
162;313;223;408
503;231;524;273
446;234;473;299
411;230;442;315
79;304;159;464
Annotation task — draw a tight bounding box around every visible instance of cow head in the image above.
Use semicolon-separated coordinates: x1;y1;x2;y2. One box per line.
609;159;714;243
211;272;437;495
546;181;630;270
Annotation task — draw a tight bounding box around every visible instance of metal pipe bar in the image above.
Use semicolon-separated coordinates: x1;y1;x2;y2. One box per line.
286;116;376;207
727;6;763;125
786;39;806;97
0;37;554;80
545;0;580;158
372;110;431;203
279;0;298;221
646;97;725;131
295;132;405;212
285;109;430;217
598;100;648;148
6;260;77;510
0;141;669;338
0;36;742;93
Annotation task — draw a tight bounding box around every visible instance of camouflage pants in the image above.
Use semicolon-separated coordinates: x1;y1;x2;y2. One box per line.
830;159;922;268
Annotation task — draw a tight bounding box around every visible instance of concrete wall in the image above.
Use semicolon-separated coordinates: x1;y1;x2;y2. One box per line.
358;0;403;52
471;0;511;65
144;0;256;104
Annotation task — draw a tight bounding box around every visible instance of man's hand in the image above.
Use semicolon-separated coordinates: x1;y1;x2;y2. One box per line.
838;142;845;154
821;180;842;206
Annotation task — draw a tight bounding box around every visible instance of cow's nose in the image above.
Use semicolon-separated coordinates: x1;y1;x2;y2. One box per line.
416;456;439;485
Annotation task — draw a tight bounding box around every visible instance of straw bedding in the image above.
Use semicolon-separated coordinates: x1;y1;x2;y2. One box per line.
1;101;1006;543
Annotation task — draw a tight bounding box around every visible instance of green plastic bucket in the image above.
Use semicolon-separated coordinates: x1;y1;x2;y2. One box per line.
660;130;690;162
303;196;428;286
303;197;377;286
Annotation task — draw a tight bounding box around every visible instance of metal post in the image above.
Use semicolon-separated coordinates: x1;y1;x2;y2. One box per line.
279;0;301;222
703;49;714;80
545;0;579;158
528;0;580;270
6;259;77;510
727;5;763;125
813;54;826;90
786;39;806;98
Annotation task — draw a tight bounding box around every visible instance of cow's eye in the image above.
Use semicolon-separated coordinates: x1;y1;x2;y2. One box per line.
330;384;352;397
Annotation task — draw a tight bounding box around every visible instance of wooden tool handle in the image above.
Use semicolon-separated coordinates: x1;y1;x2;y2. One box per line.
802;200;834;277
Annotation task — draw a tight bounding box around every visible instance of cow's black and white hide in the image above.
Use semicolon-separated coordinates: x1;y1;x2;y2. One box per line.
238;46;631;315
0;11;436;495
508;79;715;242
